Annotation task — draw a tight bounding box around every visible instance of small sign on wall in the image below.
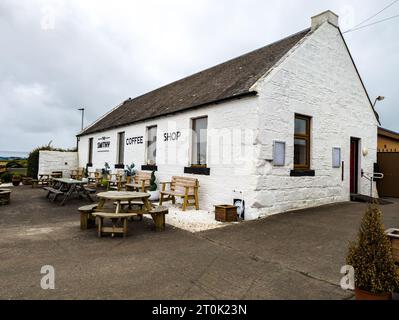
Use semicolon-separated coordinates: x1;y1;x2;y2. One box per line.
97;137;110;153
332;147;341;168
273;141;286;166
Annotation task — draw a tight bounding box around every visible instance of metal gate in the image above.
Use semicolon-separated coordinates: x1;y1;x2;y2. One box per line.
377;152;399;198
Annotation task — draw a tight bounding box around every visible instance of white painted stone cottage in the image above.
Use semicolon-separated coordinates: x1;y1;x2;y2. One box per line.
77;11;379;220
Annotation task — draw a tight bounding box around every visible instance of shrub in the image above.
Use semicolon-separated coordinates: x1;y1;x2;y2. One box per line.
150;171;157;191
0;172;13;183
102;162;111;176
125;163;136;177
346;205;399;294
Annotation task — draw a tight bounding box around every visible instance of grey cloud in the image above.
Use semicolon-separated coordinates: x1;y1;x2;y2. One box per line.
0;0;398;152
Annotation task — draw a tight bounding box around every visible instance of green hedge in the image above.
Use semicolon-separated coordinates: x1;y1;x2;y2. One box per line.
0;172;13;183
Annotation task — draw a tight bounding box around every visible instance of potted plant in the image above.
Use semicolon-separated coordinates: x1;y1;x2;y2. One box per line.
346;205;399;300
82;165;89;183
12;174;22;186
148;171;159;201
102;162;111;176
125;163;136;184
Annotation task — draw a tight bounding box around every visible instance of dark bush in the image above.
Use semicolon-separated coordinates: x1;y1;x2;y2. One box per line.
0;172;13;183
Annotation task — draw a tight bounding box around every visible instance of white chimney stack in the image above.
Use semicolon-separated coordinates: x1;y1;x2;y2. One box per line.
311;10;339;31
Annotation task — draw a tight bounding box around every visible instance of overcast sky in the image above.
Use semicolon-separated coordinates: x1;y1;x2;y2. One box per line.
1;0;398;152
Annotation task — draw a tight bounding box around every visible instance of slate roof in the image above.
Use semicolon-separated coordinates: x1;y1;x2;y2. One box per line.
79;28;311;136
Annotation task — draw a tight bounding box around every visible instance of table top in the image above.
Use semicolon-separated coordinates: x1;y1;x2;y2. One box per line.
97;191;150;200
53;178;86;184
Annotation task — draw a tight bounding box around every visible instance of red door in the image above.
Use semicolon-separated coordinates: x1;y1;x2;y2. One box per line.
350;138;359;194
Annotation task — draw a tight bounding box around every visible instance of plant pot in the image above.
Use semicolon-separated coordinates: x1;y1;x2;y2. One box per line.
215;205;238;222
12;180;21;187
148;190;159;201
355;288;392;300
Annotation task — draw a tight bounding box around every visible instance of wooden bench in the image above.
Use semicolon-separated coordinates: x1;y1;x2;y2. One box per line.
0;189;11;205
71;168;84;180
38;175;51;186
159;176;199;211
43;186;64;202
149;206;168;231
92;212;139;237
84;187;97;194
78;204;98;230
88;171;103;187
126;171;151;192
51;171;63;178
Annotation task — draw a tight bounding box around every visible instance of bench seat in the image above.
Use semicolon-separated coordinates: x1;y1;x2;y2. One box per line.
125;171;151;192
159;176;199;211
44;187;64;202
161;190;195;197
93;212;139;238
43;187;64;195
78;204;98;230
148;206;168;231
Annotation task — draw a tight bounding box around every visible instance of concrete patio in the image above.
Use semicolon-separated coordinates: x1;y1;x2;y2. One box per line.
0;185;398;299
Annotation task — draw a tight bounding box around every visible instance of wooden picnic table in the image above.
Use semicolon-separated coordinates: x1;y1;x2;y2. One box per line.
46;178;94;206
93;191;167;237
96;191;152;213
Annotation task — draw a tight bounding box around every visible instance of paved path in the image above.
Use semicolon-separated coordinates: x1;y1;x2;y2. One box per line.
0;186;397;299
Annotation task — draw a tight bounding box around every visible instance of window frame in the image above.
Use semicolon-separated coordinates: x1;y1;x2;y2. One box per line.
146;125;157;165
294;114;311;170
116;131;125;165
88;137;93;165
191;116;208;168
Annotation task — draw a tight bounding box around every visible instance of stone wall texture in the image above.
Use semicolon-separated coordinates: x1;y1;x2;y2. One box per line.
38;151;79;178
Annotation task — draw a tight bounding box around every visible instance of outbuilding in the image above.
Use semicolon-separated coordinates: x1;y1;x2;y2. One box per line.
77;11;379;220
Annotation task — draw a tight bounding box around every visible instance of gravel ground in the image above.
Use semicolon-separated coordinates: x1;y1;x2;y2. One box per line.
148;203;239;233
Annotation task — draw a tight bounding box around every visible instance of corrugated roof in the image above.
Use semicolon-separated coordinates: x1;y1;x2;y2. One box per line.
79;28;310;136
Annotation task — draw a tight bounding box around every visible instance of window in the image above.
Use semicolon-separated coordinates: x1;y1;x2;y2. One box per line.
117;131;125;165
88;138;93;165
191;117;208;167
294;114;311;169
146;126;157;165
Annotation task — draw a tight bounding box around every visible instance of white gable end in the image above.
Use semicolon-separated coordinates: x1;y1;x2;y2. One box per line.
250;21;378;217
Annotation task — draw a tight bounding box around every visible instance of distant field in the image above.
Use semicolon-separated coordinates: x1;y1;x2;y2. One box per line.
0;159;28;176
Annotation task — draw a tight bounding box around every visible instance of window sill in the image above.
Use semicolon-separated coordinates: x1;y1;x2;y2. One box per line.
115;164;124;169
184;166;210;176
142;165;158;171
290;169;315;177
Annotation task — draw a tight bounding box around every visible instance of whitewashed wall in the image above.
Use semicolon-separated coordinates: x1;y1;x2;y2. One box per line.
77;21;378;220
38;151;78;178
78;98;259;217
251;22;378;217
